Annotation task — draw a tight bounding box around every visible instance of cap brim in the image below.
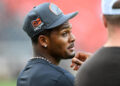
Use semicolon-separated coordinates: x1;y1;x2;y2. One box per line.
47;11;78;29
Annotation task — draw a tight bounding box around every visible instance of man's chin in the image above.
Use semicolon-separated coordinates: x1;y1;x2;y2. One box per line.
65;52;75;59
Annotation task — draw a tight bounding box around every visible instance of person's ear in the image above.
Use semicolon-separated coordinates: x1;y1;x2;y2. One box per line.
38;35;48;48
102;15;107;28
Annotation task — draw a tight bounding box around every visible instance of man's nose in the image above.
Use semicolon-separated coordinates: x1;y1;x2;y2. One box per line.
69;33;76;42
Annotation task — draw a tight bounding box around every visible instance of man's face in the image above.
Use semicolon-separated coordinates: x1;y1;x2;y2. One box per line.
47;22;76;59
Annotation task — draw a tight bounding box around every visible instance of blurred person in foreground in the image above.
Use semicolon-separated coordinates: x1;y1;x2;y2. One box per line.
75;0;120;86
17;2;89;86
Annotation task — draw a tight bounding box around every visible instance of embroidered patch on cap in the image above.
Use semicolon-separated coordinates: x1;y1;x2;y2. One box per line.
49;3;62;15
32;18;44;31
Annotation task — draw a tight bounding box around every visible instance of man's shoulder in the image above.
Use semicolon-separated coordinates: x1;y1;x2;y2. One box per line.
17;60;74;86
21;60;72;78
30;74;74;86
30;63;74;86
32;62;65;75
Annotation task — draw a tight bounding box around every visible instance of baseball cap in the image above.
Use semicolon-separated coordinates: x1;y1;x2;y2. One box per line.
102;0;120;15
23;2;78;38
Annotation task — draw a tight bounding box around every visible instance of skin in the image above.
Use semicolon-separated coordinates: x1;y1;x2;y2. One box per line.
71;52;91;70
33;22;76;65
102;15;120;47
48;22;75;60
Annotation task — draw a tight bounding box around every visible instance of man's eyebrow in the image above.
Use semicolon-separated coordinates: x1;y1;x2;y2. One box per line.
61;24;72;29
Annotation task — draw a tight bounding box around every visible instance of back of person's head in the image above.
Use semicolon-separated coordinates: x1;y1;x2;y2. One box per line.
102;0;120;27
104;1;120;26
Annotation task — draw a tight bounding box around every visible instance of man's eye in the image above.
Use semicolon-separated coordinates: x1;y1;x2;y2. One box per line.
62;32;68;37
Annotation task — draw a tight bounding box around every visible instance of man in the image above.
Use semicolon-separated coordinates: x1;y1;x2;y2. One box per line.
75;0;120;86
17;2;88;86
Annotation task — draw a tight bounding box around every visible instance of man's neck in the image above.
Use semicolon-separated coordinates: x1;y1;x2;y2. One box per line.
33;53;60;65
104;29;120;47
33;45;61;65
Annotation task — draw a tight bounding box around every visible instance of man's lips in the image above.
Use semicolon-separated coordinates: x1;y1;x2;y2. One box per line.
68;43;75;50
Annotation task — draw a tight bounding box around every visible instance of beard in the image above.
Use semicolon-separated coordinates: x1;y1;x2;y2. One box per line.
48;49;75;64
64;52;75;59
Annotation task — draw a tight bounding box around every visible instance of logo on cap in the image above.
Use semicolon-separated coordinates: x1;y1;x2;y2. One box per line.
32;18;44;31
49;3;62;15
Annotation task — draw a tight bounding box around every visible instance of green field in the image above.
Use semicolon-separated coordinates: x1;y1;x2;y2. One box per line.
0;80;16;86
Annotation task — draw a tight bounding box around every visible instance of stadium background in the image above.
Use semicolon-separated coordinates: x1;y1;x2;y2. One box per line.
0;0;107;86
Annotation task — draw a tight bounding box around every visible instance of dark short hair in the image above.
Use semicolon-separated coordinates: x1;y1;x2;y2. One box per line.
104;0;120;26
31;29;53;44
31;21;69;44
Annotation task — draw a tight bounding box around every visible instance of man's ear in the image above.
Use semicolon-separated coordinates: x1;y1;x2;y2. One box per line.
102;15;107;28
38;35;49;48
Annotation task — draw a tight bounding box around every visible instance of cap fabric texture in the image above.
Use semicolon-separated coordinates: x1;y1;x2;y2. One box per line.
102;0;120;15
23;2;78;38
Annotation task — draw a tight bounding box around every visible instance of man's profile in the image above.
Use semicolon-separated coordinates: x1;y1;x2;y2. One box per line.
17;2;78;86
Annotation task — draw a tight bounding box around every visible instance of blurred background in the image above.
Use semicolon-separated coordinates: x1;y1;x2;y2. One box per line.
0;0;107;86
